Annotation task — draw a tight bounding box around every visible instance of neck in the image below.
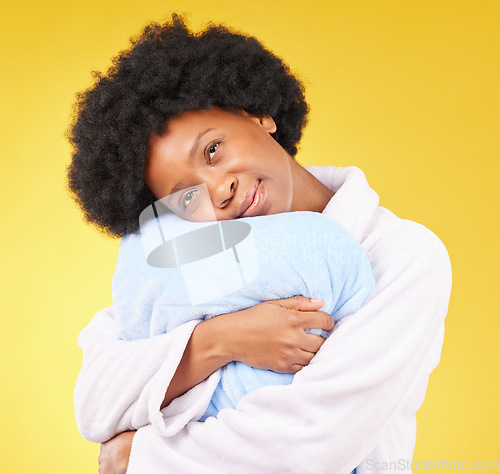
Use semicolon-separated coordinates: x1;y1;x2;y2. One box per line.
289;159;334;213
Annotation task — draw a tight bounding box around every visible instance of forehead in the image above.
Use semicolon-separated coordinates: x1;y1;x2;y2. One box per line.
167;107;234;130
148;107;243;151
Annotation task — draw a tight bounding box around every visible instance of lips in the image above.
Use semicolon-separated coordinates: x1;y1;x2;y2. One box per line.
239;180;265;218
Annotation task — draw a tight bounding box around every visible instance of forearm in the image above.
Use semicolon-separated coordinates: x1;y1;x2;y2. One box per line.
75;307;235;441
161;316;232;408
162;296;332;408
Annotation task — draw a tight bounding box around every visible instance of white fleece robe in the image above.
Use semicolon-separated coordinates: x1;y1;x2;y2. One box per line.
73;166;452;474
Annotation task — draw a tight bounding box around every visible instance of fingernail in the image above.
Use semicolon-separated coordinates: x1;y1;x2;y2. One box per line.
310;299;324;303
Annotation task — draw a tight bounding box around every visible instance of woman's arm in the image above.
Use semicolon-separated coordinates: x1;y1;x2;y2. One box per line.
162;296;332;408
74;297;333;442
161;296;332;408
122;221;452;473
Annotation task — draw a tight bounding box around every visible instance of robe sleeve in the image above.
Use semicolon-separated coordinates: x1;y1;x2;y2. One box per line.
73;310;219;442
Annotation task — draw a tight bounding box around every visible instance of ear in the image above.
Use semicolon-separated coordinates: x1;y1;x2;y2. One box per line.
259;114;277;133
247;112;277;134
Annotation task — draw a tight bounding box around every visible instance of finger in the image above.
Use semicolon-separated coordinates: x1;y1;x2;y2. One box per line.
299;310;335;332
295;349;317;367
299;333;327;353
291;363;307;373
272;295;324;312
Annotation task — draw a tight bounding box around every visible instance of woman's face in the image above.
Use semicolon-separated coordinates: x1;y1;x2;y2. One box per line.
144;107;294;221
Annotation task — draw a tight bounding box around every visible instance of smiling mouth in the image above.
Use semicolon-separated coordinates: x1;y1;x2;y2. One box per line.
240;180;265;218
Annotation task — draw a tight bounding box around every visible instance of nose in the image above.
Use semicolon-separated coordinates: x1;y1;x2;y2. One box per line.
209;175;237;209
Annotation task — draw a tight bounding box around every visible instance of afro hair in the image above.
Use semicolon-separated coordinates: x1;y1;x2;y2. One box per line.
67;14;309;237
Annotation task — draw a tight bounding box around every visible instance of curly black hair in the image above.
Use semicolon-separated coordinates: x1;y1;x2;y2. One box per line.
67;14;309;237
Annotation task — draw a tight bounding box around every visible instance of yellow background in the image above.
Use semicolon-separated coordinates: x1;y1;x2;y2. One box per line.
1;0;498;472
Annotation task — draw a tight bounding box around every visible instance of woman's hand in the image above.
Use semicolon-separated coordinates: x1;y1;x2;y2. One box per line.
98;431;135;474
220;296;334;374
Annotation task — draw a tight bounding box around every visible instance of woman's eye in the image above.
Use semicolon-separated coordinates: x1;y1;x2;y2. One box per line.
208;143;219;163
181;189;197;209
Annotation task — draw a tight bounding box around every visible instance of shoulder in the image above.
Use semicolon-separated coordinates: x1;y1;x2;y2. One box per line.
364;206;448;255
363;207;452;293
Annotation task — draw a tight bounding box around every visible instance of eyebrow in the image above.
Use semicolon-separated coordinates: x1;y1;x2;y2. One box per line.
170;128;215;194
190;128;215;159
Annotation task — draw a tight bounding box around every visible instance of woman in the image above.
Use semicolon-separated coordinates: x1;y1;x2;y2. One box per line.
69;15;452;473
